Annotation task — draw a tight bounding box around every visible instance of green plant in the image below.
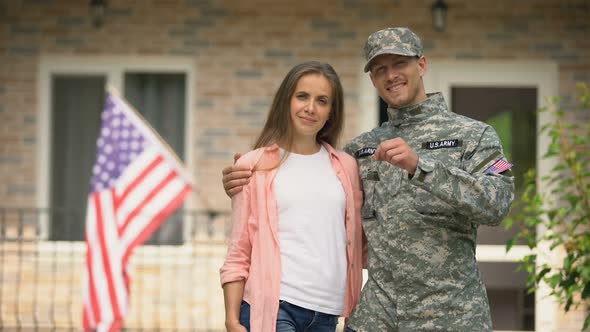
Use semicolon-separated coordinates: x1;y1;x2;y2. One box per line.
506;82;590;330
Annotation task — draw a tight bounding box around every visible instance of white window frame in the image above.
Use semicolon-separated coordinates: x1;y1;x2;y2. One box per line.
37;56;196;242
359;60;559;332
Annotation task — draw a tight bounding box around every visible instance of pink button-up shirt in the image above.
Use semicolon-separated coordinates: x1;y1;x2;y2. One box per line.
220;142;365;332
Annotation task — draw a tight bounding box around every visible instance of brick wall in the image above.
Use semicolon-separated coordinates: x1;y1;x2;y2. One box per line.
1;0;589;330
2;0;588;209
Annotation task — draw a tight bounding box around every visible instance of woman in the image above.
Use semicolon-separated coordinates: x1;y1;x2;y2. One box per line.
220;61;365;332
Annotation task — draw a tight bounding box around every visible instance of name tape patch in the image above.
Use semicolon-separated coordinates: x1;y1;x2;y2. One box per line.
422;139;461;150
355;147;377;158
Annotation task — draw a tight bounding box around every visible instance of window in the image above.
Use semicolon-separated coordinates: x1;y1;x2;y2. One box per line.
452;86;537;330
124;73;186;245
452;86;537;246
40;57;193;244
479;262;535;330
50;75;105;241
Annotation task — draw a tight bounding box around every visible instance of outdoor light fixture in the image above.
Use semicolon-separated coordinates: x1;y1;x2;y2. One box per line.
89;0;106;28
431;0;448;32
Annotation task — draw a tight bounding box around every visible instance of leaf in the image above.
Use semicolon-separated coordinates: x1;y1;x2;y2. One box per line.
581;282;590;300
567;195;581;207
506;238;516;252
545;274;562;288
543;147;559;158
537;267;552;283
564;297;573;312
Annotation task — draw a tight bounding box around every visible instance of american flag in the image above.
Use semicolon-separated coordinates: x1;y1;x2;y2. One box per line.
485;158;513;175
83;89;192;332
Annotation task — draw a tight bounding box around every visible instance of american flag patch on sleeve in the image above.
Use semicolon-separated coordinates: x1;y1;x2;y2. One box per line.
485;158;513;174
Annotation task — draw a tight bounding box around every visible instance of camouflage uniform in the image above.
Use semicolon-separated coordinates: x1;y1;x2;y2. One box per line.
343;92;515;332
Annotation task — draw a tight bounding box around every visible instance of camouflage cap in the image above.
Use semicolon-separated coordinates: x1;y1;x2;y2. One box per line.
363;27;423;72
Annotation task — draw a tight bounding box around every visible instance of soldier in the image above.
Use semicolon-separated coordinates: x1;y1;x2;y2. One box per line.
222;27;515;332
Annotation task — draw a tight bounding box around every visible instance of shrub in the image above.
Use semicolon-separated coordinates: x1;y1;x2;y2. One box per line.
506;82;590;331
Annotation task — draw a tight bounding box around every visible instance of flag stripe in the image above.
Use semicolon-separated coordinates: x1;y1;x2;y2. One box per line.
84;199;99;328
83;306;92;330
116;154;164;210
85;240;99;325
86;196;112;325
105;189;129;317
120;175;186;247
116;152;170;228
120;168;176;235
123;184;192;266
115;147;161;193
127;186;191;254
95;192;123;322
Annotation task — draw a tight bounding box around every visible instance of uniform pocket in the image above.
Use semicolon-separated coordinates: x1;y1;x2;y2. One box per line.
361;175;377;220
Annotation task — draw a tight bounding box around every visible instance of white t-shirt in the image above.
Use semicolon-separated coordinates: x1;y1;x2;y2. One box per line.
274;145;347;315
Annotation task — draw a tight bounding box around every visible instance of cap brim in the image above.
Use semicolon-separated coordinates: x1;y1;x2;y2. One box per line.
364;47;418;72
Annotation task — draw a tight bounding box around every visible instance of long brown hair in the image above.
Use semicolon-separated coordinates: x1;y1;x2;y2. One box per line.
253;61;344;151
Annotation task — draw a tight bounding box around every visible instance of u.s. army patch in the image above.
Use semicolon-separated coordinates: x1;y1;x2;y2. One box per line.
422;139;462;150
356;147;376;158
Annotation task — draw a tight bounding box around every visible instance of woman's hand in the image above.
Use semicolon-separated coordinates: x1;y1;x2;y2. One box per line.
225;321;248;332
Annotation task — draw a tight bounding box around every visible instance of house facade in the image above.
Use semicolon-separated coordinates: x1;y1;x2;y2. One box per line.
1;0;588;331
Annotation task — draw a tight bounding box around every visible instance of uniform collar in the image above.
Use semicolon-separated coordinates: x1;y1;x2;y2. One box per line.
387;92;448;127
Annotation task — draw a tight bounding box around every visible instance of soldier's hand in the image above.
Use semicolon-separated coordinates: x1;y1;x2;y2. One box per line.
222;153;252;198
373;138;419;175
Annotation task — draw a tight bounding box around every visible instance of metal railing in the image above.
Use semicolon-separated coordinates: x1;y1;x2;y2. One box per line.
0;207;231;331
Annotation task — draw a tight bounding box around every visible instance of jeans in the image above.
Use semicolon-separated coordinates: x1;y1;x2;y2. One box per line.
239;300;339;332
239;301;251;330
